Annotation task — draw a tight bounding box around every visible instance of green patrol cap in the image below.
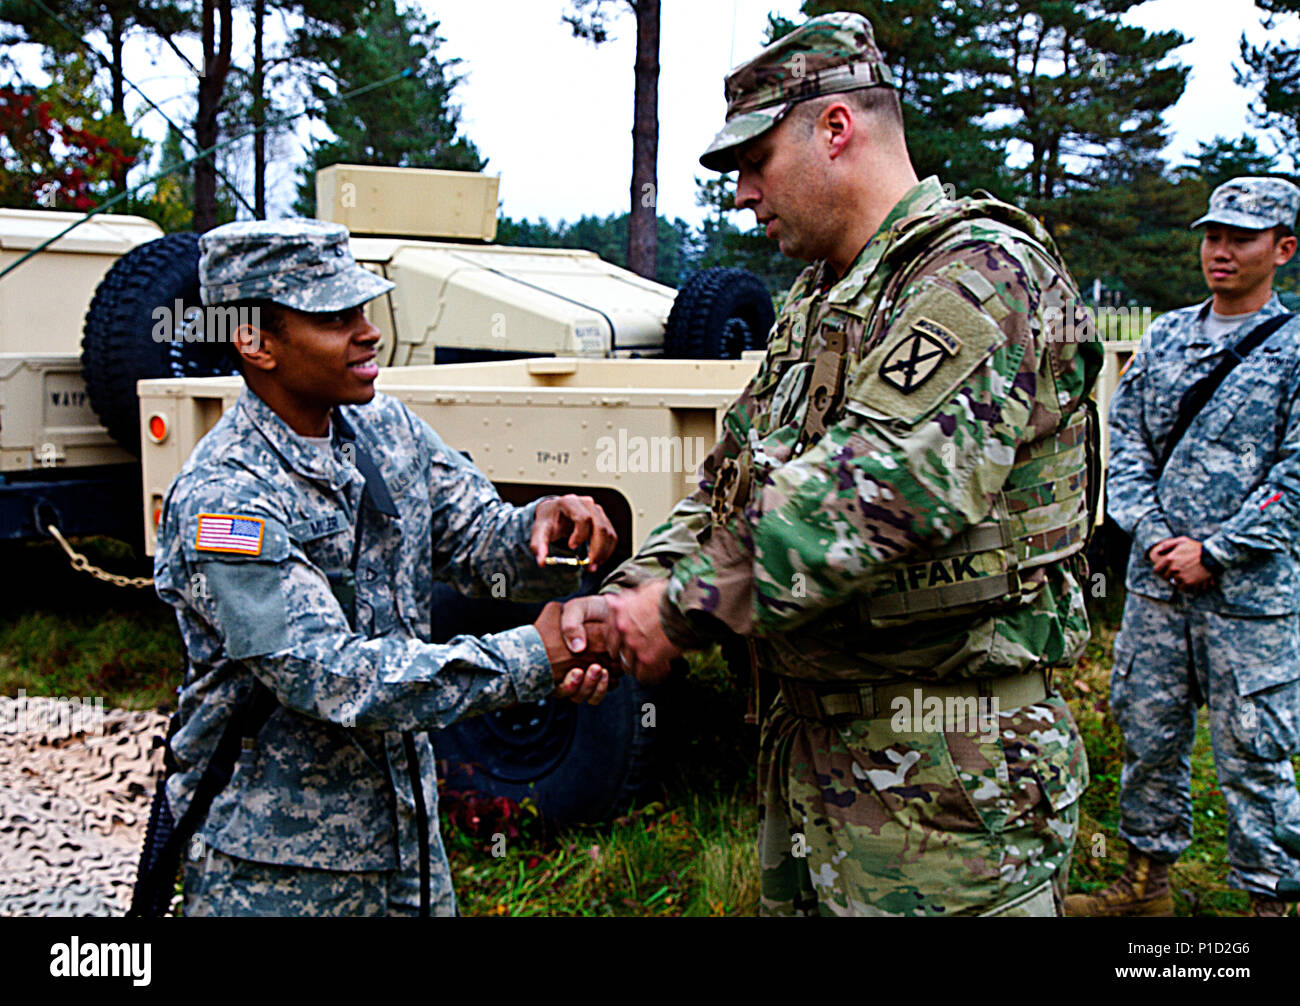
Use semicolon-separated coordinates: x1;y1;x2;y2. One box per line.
699;11;896;173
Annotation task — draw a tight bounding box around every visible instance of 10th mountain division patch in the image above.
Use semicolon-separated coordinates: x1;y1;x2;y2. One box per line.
879;317;962;393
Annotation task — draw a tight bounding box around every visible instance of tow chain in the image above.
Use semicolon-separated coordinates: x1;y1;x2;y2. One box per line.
45;524;154;589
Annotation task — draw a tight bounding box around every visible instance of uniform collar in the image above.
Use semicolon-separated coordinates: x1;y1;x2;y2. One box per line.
236;385;355;491
824;175;949;305
1194;292;1288;323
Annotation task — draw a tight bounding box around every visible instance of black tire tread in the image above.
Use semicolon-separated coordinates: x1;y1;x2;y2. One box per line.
664;266;775;359
82;232;222;455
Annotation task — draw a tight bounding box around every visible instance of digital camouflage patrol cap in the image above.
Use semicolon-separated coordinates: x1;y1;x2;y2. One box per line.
1191;176;1300;231
199;218;395;311
699;11;896;173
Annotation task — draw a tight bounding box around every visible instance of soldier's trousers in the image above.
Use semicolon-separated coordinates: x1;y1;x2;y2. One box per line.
757;689;1085;916
182;846;452;917
1110;592;1300;895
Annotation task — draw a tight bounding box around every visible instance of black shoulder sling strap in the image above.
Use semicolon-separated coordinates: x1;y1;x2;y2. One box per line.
1154;311;1295;477
128;682;278;917
335;414;432;919
130;410;421;917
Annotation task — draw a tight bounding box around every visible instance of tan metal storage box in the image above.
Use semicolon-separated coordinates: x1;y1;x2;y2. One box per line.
317;164;500;241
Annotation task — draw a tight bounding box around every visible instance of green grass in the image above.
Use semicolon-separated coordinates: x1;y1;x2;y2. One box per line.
0;537;181;710
446;789;759;917
3;536;1295;915
1064;584;1300;916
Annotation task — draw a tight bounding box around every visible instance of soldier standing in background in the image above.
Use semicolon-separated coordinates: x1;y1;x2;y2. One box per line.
152;220;617;917
1069;178;1300;918
563;12;1100;916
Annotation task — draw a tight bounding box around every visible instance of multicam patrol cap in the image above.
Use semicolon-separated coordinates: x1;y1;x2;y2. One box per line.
699;11;896;173
1191;176;1300;231
199;218;395;311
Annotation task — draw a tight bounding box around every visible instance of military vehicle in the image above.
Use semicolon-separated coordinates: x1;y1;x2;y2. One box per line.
0;165;777;551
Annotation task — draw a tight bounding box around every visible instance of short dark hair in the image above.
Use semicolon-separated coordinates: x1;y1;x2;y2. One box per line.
792;86;905;137
223;299;287;371
1276;224;1295;242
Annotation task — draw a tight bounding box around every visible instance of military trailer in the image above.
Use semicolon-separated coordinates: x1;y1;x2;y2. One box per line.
135;357;759;824
0;209;162;543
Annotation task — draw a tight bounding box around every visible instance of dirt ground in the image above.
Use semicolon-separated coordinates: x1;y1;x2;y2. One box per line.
0;695;165;916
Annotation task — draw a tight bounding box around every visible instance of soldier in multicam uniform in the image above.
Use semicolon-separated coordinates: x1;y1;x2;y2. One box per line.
1067;178;1300;918
153;219;618;917
563;12;1099;916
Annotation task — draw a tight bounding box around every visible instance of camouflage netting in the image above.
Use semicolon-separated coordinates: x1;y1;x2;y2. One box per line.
0;696;167;917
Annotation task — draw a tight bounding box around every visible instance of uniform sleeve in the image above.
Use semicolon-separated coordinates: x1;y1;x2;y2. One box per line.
405;407;579;601
663;244;1076;637
1202;364;1300;568
600;410;738;593
1104;323;1176;557
162;475;556;732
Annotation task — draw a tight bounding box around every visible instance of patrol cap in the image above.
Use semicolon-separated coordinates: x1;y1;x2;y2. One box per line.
699;11;896;173
199;218;395;311
1191;176;1300;232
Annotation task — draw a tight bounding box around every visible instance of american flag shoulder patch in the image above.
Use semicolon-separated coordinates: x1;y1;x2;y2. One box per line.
195;513;266;555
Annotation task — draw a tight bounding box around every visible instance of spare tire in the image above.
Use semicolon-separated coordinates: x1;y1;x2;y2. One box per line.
82;232;236;454
664;266;775;359
428;582;660;826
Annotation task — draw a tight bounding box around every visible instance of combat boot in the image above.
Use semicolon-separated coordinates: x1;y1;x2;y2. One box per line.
1063;850;1174;917
1249;893;1295;917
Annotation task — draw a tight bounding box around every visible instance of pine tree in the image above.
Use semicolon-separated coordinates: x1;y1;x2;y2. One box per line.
293;0;484;216
1238;0;1300;169
564;0;661;281
779;1;1016;199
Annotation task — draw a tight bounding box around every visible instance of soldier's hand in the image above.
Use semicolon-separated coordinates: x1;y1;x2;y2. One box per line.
532;495;617;571
607;580;680;686
534;601;614;704
1150;535;1213;590
560;594;617;654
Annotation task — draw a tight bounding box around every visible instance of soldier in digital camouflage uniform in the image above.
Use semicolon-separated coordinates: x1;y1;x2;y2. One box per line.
1067;178;1300;918
562;12;1098;916
153;219;617;917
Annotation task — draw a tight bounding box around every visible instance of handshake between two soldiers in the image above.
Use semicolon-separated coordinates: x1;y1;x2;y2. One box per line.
524;494;685;707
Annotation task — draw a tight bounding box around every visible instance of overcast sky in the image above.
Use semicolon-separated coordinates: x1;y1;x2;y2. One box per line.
435;0;1292;226
8;0;1297;227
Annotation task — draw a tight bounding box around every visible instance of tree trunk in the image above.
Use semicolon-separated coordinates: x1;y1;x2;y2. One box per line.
109;10;127;200
627;0;659;280
254;0;266;219
194;0;233;233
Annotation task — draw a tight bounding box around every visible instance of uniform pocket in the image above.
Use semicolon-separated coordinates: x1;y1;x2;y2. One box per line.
1213;614;1300;759
943;694;1085;834
200;560;290;659
1107;630;1139;731
1230;657;1300;761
